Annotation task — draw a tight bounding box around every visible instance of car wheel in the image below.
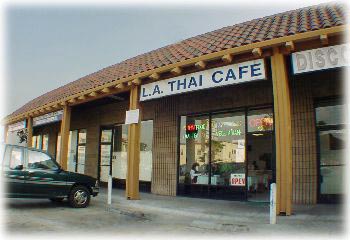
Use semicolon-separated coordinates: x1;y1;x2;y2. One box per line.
69;185;90;208
49;197;64;202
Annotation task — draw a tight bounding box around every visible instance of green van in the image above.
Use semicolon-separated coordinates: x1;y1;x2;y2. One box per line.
1;144;99;208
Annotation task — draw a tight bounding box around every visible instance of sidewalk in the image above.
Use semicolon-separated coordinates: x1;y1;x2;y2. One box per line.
97;187;346;234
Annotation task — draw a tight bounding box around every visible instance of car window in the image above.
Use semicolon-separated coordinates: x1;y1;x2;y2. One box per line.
28;150;58;170
9;147;24;170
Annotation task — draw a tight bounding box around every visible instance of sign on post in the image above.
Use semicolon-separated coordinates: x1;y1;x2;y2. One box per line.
125;109;140;125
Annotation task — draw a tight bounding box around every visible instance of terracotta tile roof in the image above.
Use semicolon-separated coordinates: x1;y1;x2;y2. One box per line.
8;3;346;120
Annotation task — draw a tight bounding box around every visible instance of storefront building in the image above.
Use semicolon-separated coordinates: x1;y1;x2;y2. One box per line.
3;4;347;215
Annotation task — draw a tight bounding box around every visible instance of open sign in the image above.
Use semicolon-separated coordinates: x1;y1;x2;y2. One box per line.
230;173;246;186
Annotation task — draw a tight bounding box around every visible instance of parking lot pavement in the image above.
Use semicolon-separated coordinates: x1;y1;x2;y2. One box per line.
3;190;347;237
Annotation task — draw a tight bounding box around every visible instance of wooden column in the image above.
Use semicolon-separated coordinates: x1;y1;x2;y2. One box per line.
126;85;141;200
27;117;33;147
271;47;293;215
3;125;8;143
59;105;71;170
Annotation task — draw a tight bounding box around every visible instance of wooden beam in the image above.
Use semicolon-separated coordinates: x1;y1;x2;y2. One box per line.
285;41;295;52
132;78;142;86
149;72;160;81
88;91;98;97
126;85;141;200
78;95;86;100
271;47;293;216
252;48;262;57
60;101;67;107
195;60;206;69
101;87;111;94
221;54;233;64
59;105;71;170
3;125;8;143
170;66;182;75
68;98;76;104
27;117;33;148
320;34;329;45
115;82;126;89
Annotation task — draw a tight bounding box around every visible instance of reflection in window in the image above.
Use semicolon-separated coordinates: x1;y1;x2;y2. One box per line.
42;134;49;152
112;125;128;180
28;150;57;170
211;112;246;186
316;103;345;126
9;148;23;170
179;115;210;184
140;120;153;182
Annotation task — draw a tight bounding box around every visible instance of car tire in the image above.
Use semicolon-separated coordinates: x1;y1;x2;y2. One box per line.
69;185;90;208
49;197;64;202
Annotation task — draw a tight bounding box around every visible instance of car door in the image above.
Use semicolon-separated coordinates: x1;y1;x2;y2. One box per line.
2;145;27;197
23;149;69;198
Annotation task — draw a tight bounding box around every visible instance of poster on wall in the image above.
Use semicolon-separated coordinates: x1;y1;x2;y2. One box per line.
230;173;246;186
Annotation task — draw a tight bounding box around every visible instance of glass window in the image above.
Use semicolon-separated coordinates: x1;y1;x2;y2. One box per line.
316;103;345;126
36;135;42;149
248;109;274;132
9;147;24;170
78;129;87;144
56;133;61;163
67;130;78;172
42;134;49;152
179;115;210;184
140;120;153;182
32;136;37;148
101;129;112;143
112;125;128;180
28;150;58;170
211;112;246;186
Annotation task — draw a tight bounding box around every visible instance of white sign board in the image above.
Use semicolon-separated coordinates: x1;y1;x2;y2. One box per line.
125;109;140;124
292;44;349;74
8;120;26;132
140;59;266;101
33;110;63;127
230;173;246;186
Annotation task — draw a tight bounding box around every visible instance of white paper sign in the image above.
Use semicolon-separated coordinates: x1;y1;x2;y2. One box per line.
292;44;349;74
8;120;26;132
230;173;246;186
125;109;140;124
140;59;266;101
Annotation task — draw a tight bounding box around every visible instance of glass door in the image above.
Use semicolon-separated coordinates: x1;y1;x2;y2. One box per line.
316;100;345;203
99;128;113;183
246;108;274;202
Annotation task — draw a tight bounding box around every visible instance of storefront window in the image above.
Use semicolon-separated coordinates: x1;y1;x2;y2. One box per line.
32;136;37;148
316;102;345;126
42;134;49;152
36;135;42;149
56;133;61;163
211;112;245;186
140;120;153;182
179;115;210;184
112;125;128;180
67;129;87;173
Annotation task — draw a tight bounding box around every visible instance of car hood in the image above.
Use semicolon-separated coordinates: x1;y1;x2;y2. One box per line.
62;170;97;185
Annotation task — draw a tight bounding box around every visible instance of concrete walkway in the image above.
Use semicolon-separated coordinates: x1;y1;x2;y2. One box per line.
99;188;346;235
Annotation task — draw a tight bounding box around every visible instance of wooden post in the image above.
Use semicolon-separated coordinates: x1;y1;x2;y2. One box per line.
270;47;293;216
126;85;141;200
27;117;33;147
59;105;71;170
3;125;8;143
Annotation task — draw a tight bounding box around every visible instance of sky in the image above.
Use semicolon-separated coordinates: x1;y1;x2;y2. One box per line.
2;0;337;118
